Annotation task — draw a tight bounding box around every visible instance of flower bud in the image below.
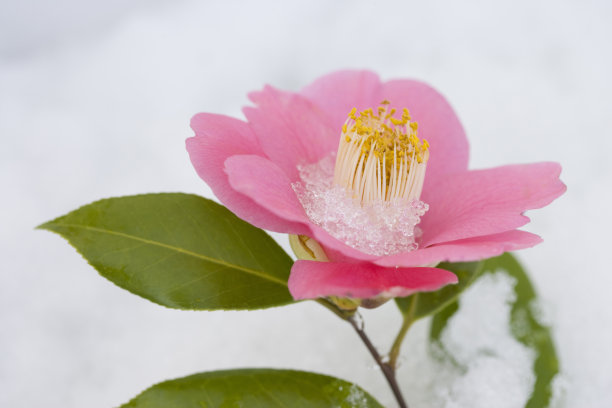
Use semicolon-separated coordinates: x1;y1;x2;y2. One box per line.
289;234;329;262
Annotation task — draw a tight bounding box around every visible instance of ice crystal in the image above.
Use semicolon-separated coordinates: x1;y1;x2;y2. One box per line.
292;155;428;256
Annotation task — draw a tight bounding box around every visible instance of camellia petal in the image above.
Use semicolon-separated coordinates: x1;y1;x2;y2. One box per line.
288;260;458;300
225;154;311;231
419;162;566;247
300;70;383;131
308;224;379;263
186;113;307;234
244;86;338;181
375;230;543;268
380;79;469;186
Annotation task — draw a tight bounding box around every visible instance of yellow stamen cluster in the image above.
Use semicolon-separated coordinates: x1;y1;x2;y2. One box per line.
333;101;430;205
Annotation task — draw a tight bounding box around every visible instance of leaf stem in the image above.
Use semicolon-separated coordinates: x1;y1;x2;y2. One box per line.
347;315;409;408
388;295;418;370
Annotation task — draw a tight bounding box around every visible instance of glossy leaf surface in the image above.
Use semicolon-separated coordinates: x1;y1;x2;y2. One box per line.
121;369;384;408
39;193;294;310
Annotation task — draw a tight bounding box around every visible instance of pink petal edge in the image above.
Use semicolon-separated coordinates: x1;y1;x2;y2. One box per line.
376;230;543;268
244;86;338;181
224;154;311;229
289;261;458;300
300;70;383;131
380;78;470;188
186;113;308;234
420;162;567;247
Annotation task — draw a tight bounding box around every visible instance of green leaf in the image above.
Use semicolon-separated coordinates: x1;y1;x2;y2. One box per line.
484;253;559;408
395;260;483;321
429;299;459;343
39;193;295;310
120;368;385;408
428;253;559;408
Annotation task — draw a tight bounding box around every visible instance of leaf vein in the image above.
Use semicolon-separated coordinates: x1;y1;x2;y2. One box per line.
49;222;287;286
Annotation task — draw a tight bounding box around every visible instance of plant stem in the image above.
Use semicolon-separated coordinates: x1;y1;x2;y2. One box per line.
347;315;409;408
389;296;418;370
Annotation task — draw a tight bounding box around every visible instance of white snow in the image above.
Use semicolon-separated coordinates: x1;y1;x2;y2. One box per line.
433;273;536;408
1;1;611;407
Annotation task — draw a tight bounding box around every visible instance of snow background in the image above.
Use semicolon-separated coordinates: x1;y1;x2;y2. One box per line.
1;0;611;407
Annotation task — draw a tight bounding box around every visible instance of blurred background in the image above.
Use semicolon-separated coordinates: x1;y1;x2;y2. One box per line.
1;0;610;407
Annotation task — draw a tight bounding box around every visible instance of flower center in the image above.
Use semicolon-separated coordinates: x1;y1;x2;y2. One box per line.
333;101;429;205
291;101;430;256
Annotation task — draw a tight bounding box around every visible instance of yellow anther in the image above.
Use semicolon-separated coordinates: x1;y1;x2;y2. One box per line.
334;101;428;205
357;108;372;118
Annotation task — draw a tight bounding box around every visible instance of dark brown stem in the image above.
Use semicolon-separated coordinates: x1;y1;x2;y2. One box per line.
348;315;409;408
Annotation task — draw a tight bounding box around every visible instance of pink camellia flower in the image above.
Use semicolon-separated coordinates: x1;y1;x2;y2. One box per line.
186;70;565;301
